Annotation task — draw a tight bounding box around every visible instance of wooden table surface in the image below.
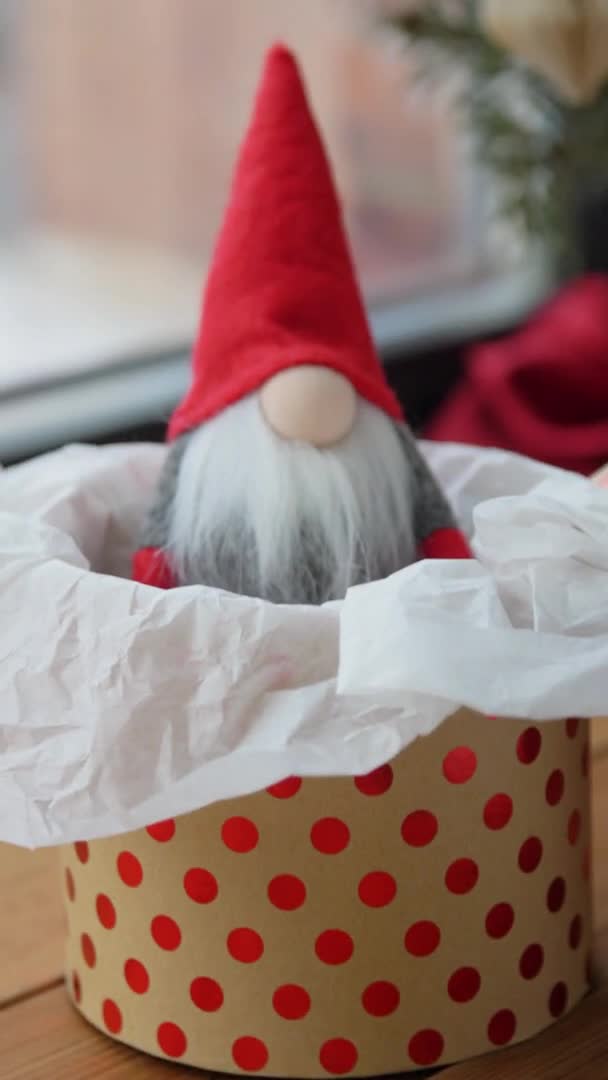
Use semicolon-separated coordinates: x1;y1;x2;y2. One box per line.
1;721;607;1080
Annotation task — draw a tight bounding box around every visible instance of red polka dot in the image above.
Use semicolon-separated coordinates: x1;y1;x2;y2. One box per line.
445;858;479;894
191;976;224;1012
315;930;354;965
157;1022;187;1059
227;928;264;963
520;944;544;979
102;999;122;1035
566;717;580;738
268;874;306;910
547;876;567;912
569;915;583;950
146;819;175;842
273;984;311;1020
362;981;400;1017
96;894;116;930
549;981;568;1018
222;816;259;853
517;727;541;764
518;836;543;873
545;769;565;806
568;809;581;845
358;871;397;908
124;958;149;994
233;1037;269;1072
448;967;481;1003
65;868;75;902
320;1038;358;1075
442;746;477;783
405;920;441;957
71;971;81;1004
184;868;218;904
401;810;438;847
267;776;302;798
354;764;393;796
582;741;590;778
311;818;350;854
151;915;181;951
74;841;89;864
408;1029;445;1067
488;1009;517;1046
483;793;513;830
117;851;143;887
485;902;515;939
81;933;96;968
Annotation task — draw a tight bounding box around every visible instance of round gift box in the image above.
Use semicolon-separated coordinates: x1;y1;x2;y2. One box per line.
62;708;591;1076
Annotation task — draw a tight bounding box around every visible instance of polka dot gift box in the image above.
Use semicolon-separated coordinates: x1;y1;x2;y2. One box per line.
62;707;591;1075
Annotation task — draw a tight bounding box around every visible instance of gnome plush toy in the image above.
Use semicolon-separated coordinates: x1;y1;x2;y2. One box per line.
133;45;470;604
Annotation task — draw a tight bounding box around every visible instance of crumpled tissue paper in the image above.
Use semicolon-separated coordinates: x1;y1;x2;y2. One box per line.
0;440;606;847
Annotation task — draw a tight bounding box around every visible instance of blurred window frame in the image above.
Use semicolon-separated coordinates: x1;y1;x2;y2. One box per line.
0;256;549;464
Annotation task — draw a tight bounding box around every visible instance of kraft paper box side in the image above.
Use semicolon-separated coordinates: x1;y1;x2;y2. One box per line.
62;708;591;1076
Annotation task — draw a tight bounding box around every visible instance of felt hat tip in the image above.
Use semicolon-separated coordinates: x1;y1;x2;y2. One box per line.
265;42;297;67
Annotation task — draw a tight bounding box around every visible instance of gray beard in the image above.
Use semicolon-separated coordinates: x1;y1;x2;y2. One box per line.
142;455;412;603
171;519;404;605
139;418;456;605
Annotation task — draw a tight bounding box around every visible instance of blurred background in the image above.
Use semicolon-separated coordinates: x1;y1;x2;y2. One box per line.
0;0;544;460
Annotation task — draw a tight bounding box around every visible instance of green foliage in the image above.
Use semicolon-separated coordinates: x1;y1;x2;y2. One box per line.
386;1;608;264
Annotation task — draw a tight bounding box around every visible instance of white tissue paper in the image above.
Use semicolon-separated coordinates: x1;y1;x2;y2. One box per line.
0;440;607;848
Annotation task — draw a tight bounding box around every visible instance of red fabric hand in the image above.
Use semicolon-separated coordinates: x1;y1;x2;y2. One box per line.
132;547;177;589
420;528;472;561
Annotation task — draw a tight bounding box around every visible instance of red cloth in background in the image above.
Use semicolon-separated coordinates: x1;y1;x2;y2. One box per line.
427;275;608;475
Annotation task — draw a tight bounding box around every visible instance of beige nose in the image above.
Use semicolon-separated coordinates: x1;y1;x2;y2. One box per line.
259;366;357;447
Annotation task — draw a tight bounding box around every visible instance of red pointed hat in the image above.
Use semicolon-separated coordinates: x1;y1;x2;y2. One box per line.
168;43;403;441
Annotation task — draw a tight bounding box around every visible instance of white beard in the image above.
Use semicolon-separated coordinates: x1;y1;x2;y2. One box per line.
166;394;416;604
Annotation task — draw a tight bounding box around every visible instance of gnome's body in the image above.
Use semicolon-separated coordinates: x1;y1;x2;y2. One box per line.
134;46;469;602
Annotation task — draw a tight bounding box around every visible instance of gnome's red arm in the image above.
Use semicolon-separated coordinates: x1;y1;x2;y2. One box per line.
398;427;472;561
132;547;178;589
420;527;471;560
132;438;187;588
